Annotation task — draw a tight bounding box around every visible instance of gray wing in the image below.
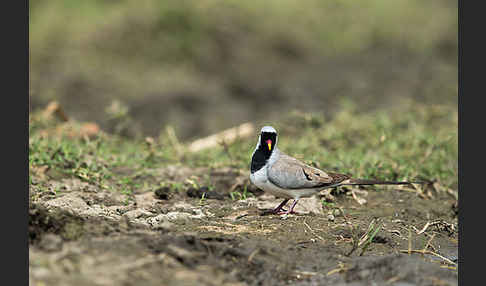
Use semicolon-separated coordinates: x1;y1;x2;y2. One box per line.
267;152;350;189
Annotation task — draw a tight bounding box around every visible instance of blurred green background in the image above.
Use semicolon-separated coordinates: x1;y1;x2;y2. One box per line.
29;0;457;140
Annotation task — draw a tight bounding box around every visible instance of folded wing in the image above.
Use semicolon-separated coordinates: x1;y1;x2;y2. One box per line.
267;152;350;189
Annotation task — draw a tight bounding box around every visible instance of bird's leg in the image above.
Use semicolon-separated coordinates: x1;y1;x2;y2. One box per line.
272;199;289;214
282;199;299;215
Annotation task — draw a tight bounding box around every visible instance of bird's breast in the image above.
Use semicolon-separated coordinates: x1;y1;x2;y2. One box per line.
250;167;299;199
250;167;267;188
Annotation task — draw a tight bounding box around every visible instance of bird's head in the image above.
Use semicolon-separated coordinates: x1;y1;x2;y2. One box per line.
256;125;277;156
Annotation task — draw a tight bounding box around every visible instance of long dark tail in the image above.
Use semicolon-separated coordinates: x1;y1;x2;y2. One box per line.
342;178;424;186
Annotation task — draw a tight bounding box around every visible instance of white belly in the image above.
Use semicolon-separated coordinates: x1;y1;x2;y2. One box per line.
250;167;320;199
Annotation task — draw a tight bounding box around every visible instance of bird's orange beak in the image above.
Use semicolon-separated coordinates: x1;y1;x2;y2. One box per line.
266;139;272;151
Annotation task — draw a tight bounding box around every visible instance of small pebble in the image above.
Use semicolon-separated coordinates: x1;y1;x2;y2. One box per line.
327;214;335;221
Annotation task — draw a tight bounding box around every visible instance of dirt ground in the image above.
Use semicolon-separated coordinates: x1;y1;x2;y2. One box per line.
29;166;458;286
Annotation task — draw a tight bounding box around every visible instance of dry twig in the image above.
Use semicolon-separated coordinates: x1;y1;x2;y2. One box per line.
187;122;254;152
423;233;436;252
303;220;325;242
43;101;69;122
415;220;456;235
350;189;367;205
408;226;412;254
247;249;259;263
326;262;348;276
399;249;457;266
417;221;432;235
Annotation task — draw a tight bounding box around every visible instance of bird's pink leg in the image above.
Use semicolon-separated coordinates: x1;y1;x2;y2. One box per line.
281;199;299;215
272;199;289;214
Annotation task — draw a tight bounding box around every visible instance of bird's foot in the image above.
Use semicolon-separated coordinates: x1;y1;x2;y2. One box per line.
277;199;299;215
270;199;290;214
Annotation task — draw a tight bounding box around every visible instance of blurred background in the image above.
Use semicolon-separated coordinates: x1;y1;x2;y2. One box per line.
29;0;457;141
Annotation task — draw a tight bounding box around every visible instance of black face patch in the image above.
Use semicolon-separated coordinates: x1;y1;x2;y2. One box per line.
250;151;267;173
260;132;277;153
250;131;277;173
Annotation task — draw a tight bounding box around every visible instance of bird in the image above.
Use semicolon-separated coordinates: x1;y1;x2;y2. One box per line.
249;125;416;215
